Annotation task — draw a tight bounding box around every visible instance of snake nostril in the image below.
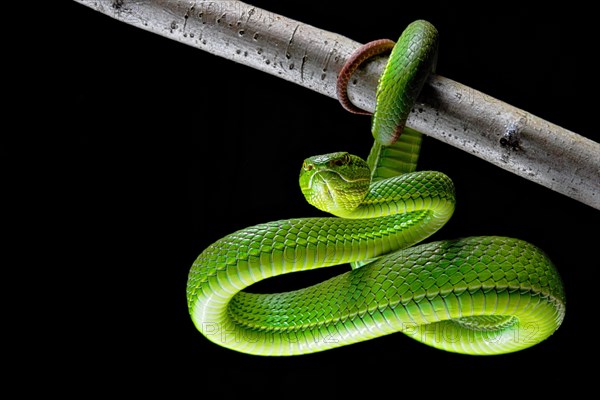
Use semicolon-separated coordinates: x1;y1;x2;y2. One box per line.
303;162;314;171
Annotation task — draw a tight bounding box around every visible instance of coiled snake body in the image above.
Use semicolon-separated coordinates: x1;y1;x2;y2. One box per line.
187;20;565;355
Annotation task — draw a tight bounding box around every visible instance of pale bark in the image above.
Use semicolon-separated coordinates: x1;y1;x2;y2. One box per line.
73;0;600;210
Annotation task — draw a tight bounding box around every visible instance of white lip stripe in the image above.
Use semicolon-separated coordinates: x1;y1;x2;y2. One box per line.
308;168;369;190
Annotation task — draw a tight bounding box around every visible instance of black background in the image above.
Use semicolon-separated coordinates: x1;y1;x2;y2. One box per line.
56;1;598;395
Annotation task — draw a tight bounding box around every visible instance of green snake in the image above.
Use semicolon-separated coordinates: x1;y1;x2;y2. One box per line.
187;20;565;355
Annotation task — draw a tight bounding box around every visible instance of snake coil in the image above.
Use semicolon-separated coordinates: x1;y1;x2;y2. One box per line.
187;20;565;356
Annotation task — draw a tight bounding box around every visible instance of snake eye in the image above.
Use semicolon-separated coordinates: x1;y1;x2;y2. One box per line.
331;153;350;167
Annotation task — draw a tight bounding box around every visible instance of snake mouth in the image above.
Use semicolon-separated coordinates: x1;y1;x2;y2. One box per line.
306;169;370;210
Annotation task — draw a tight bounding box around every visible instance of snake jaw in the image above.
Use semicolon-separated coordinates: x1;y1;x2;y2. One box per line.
303;171;333;203
299;170;338;213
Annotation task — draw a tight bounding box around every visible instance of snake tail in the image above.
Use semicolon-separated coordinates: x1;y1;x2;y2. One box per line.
336;39;395;115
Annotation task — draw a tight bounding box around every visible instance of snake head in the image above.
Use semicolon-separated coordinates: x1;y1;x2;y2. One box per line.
299;152;371;217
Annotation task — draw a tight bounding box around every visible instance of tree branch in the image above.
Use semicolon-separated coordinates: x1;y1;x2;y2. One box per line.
73;0;600;210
